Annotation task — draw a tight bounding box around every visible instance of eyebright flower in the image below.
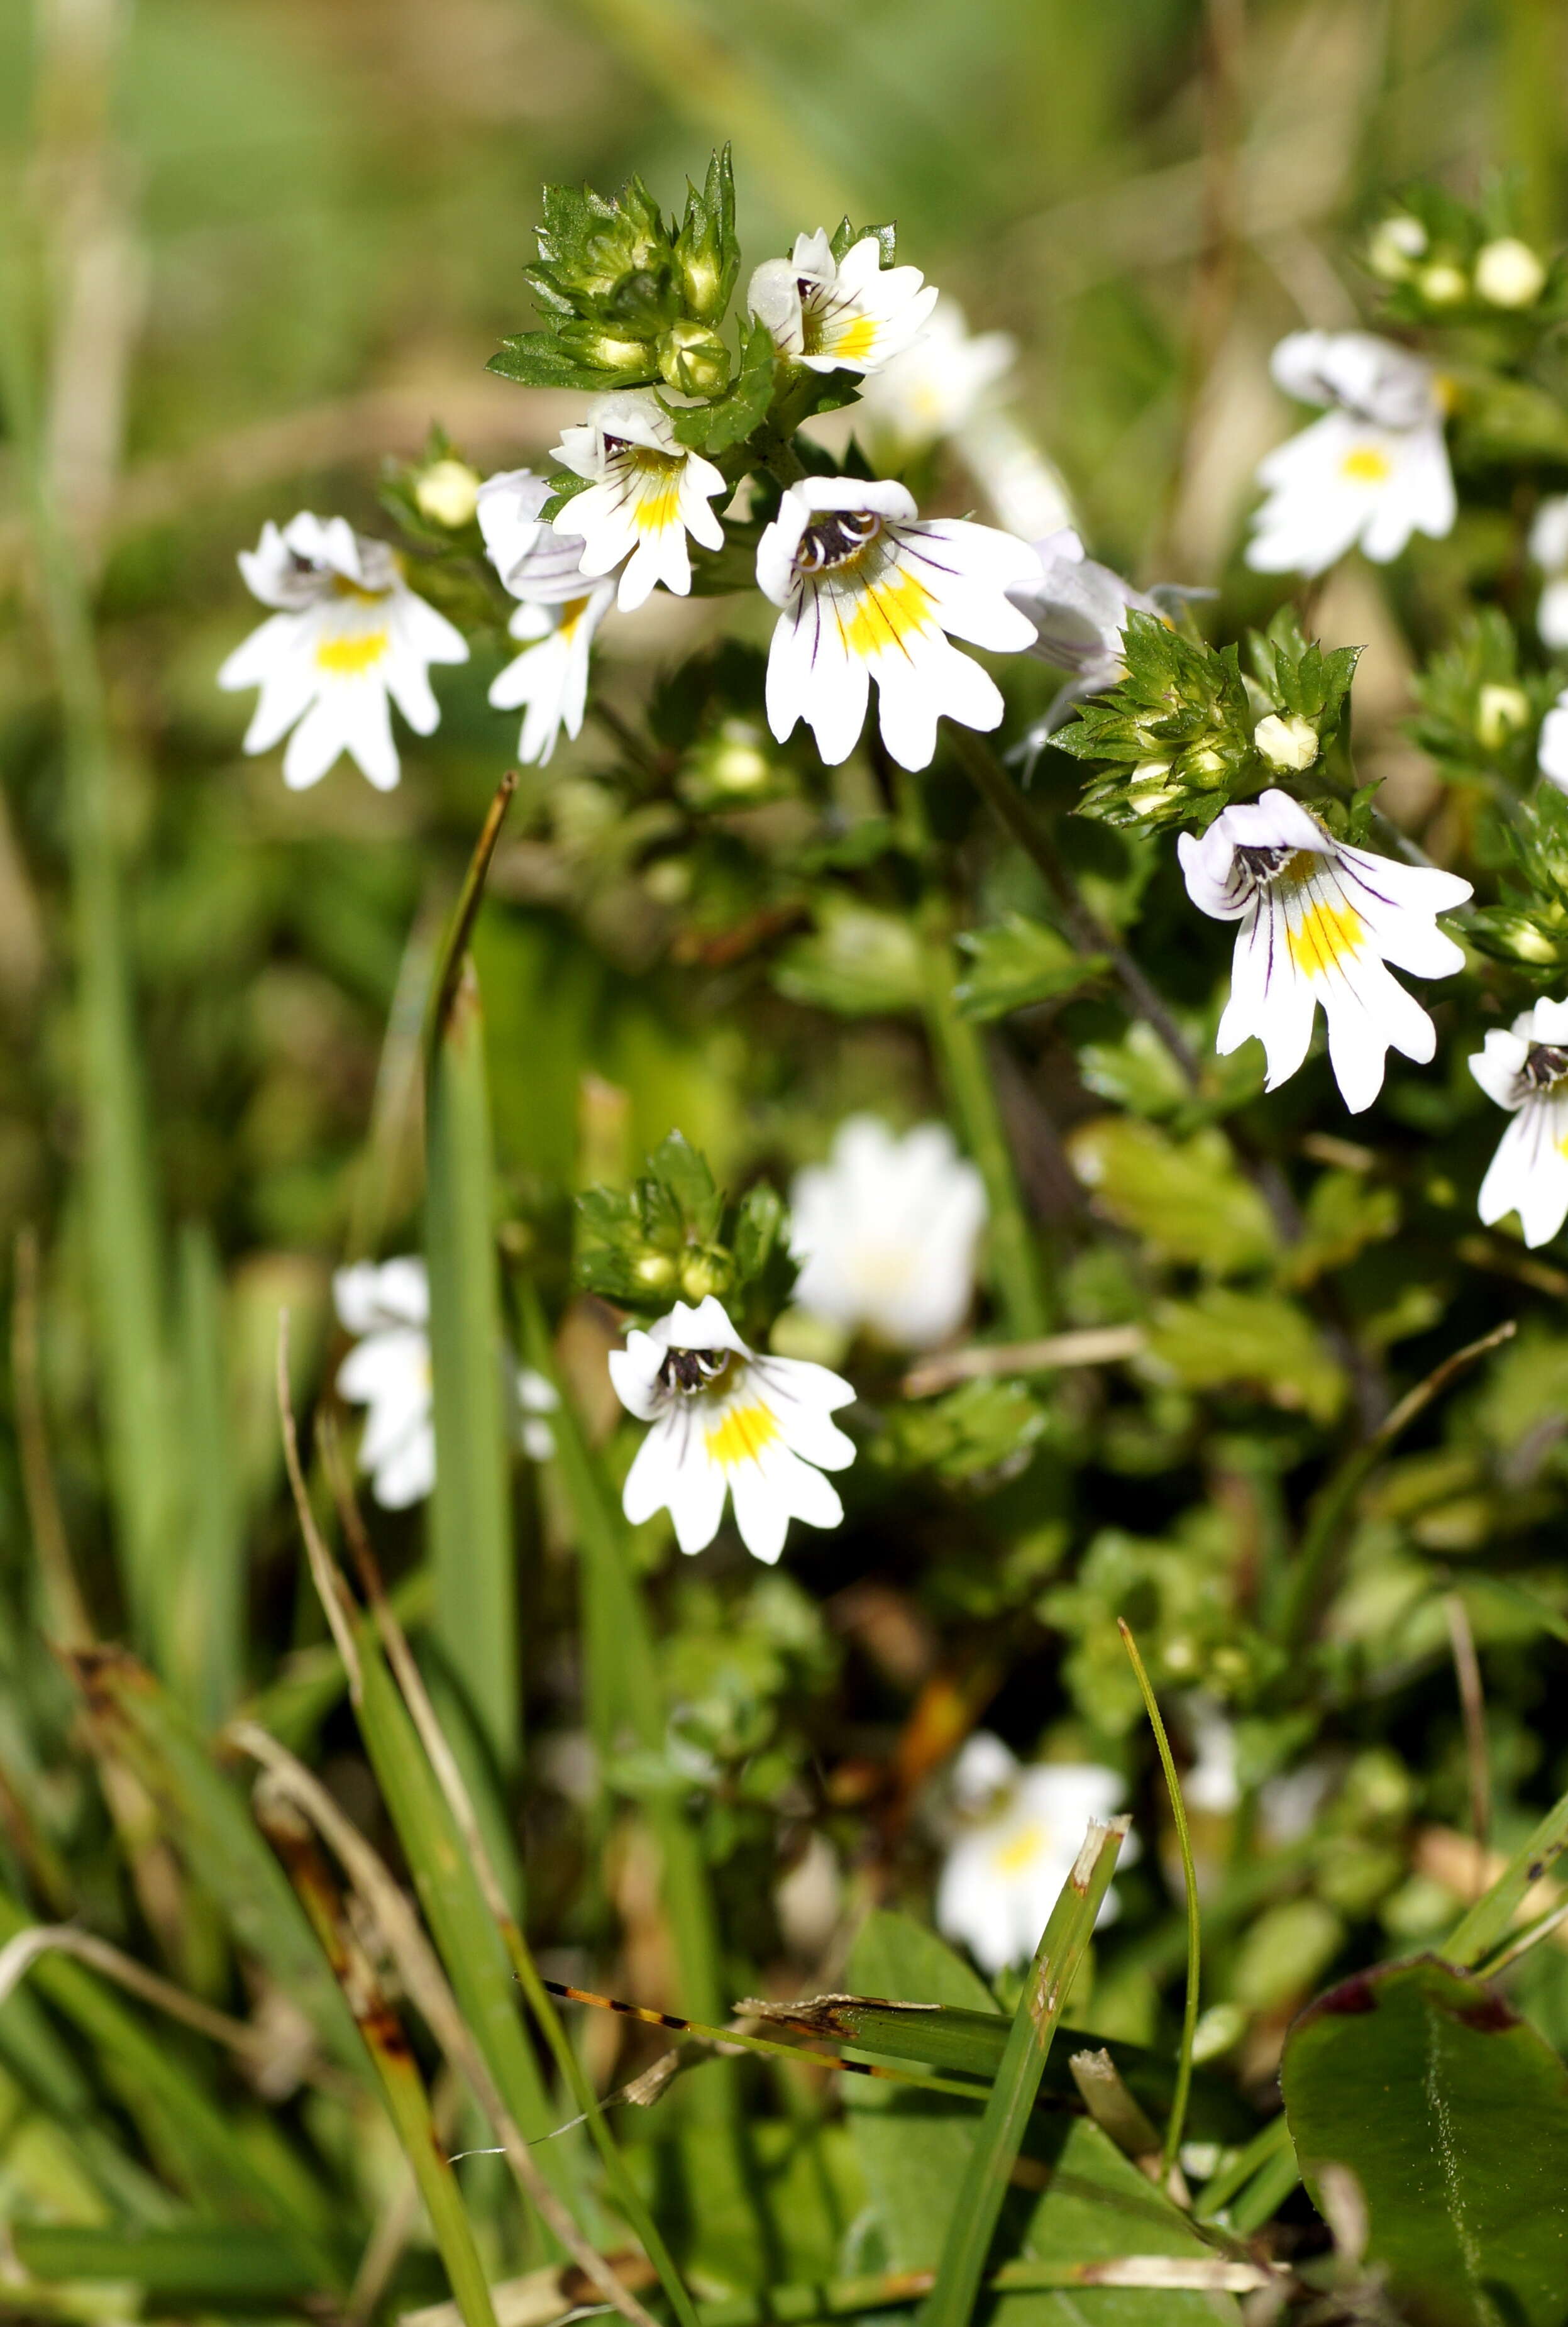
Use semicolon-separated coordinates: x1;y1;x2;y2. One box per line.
935;1733;1133;1976
1245;331;1455;576
334;1259;557;1509
756;477;1041;772
1178;788;1472;1113
788;1115;986;1351
549;393;726;612
1528;497;1568;652
219;514;467;790
607;1295;855;1565
747;229;936;375
854;294;1014;463
1469;997;1568;1248
478;469;614;764
1006;528;1186;736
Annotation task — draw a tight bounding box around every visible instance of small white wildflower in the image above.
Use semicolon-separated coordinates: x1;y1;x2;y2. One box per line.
854;295;1015;463
1178;787;1472;1113
1474;237;1547;309
550;393;727;612
748;229;936;375
1469;997;1568;1248
608;1296;855;1565
936;1733;1134;1976
788;1116;986;1351
334;1259;558;1508
756;476;1040;772
218;514;467;791
477;468;614;765
1246;332;1455;577
1528;496;1568;651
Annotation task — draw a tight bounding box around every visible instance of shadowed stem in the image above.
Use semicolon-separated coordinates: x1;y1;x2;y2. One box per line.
1119;1622;1199;2184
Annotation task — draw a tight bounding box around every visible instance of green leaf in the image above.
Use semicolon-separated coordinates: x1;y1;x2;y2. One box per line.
648;1127;724;1244
426;956;519;1777
828;218;897;265
1281;1955;1568;2325
12;2221;319;2300
872;1379;1049;1486
672;145;740;325
773;897;927;1016
1146;1289;1346;1424
1067;1118;1275;1274
487;331;649;392
952;914;1105;1020
1279;1169;1401;1289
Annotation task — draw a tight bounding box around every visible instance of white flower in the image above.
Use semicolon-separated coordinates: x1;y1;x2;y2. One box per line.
788;1115;986;1350
1475;237;1546;309
1469;997;1568;1248
607;1295;855;1565
854;295;1014;462
1178;787;1472;1113
756;476;1040;772
1245;331;1455;576
334;1258;558;1508
1183;1701;1240;1816
478;468;615;765
549;394;726;612
747;229;936;375
936;1734;1132;1976
218;513;467;790
1004;527;1184;738
1529;496;1568;651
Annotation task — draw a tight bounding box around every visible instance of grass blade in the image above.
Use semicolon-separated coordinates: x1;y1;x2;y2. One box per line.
426;951;519;1776
918;1815;1130;2327
258;1787;500;2327
518;1284;727;2034
1444;1776;1568;1968
1118;1618;1199;2180
12;2222;318;2301
176;1220;245;1724
63;1645;363;2073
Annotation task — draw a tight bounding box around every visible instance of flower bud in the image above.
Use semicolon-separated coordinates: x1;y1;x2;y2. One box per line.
1475;236;1547;310
658;321;731;399
634;1251;678;1291
1128;759;1179;814
583;328;658;375
1475;683;1530;751
1367;213;1427;281
1418;260;1469;307
695;717;772;798
1254;712;1319;771
1493;915;1564;966
680;246;726;324
414;458;481;529
680;1249;731;1302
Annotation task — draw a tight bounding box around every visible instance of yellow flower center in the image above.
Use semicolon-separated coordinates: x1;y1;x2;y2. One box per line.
842;565;936;659
558;595;592;637
1288;897;1365;976
629;450;684;535
1340;445;1392;484
705;1400;780;1472
991;1820;1047;1876
316;628;390;675
331;573;394;604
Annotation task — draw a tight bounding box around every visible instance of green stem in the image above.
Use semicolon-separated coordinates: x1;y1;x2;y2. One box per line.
0;249;177;1667
1118;1621;1198;2182
918;917;1050;1339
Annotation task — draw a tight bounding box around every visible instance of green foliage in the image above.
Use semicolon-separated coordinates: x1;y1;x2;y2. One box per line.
1146;1288;1346;1423
1468;777;1568;967
772;895;927;1014
953;912;1106;1019
875;1378;1052;1484
1067;1117;1276;1273
1282;1957;1568;2323
1409;609;1549;787
574;1130;795;1326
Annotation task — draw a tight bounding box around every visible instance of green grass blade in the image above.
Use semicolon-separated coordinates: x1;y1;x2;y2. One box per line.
519;1284;726;2033
343;1623;583;2231
919;1816;1131;2327
260;1789;499;2327
1444;1776;1568;1967
1118;1619;1199;2179
0;1884;345;2284
63;1647;363;2073
0;245;179;1672
12;2223;319;2300
176;1221;245;1725
426;954;520;1777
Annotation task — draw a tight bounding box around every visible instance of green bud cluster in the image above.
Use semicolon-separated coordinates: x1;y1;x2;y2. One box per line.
1056;606;1360;835
1367;182;1559;326
575;1129;796;1328
489;149;741;395
1408;609;1550;787
1468;780;1568;971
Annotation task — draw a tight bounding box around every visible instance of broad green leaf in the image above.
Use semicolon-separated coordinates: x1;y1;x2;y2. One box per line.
1146;1290;1346;1424
773;898;926;1016
631;2122;866;2293
953;914;1105;1020
1281;1955;1568;2325
1068;1118;1274;1274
